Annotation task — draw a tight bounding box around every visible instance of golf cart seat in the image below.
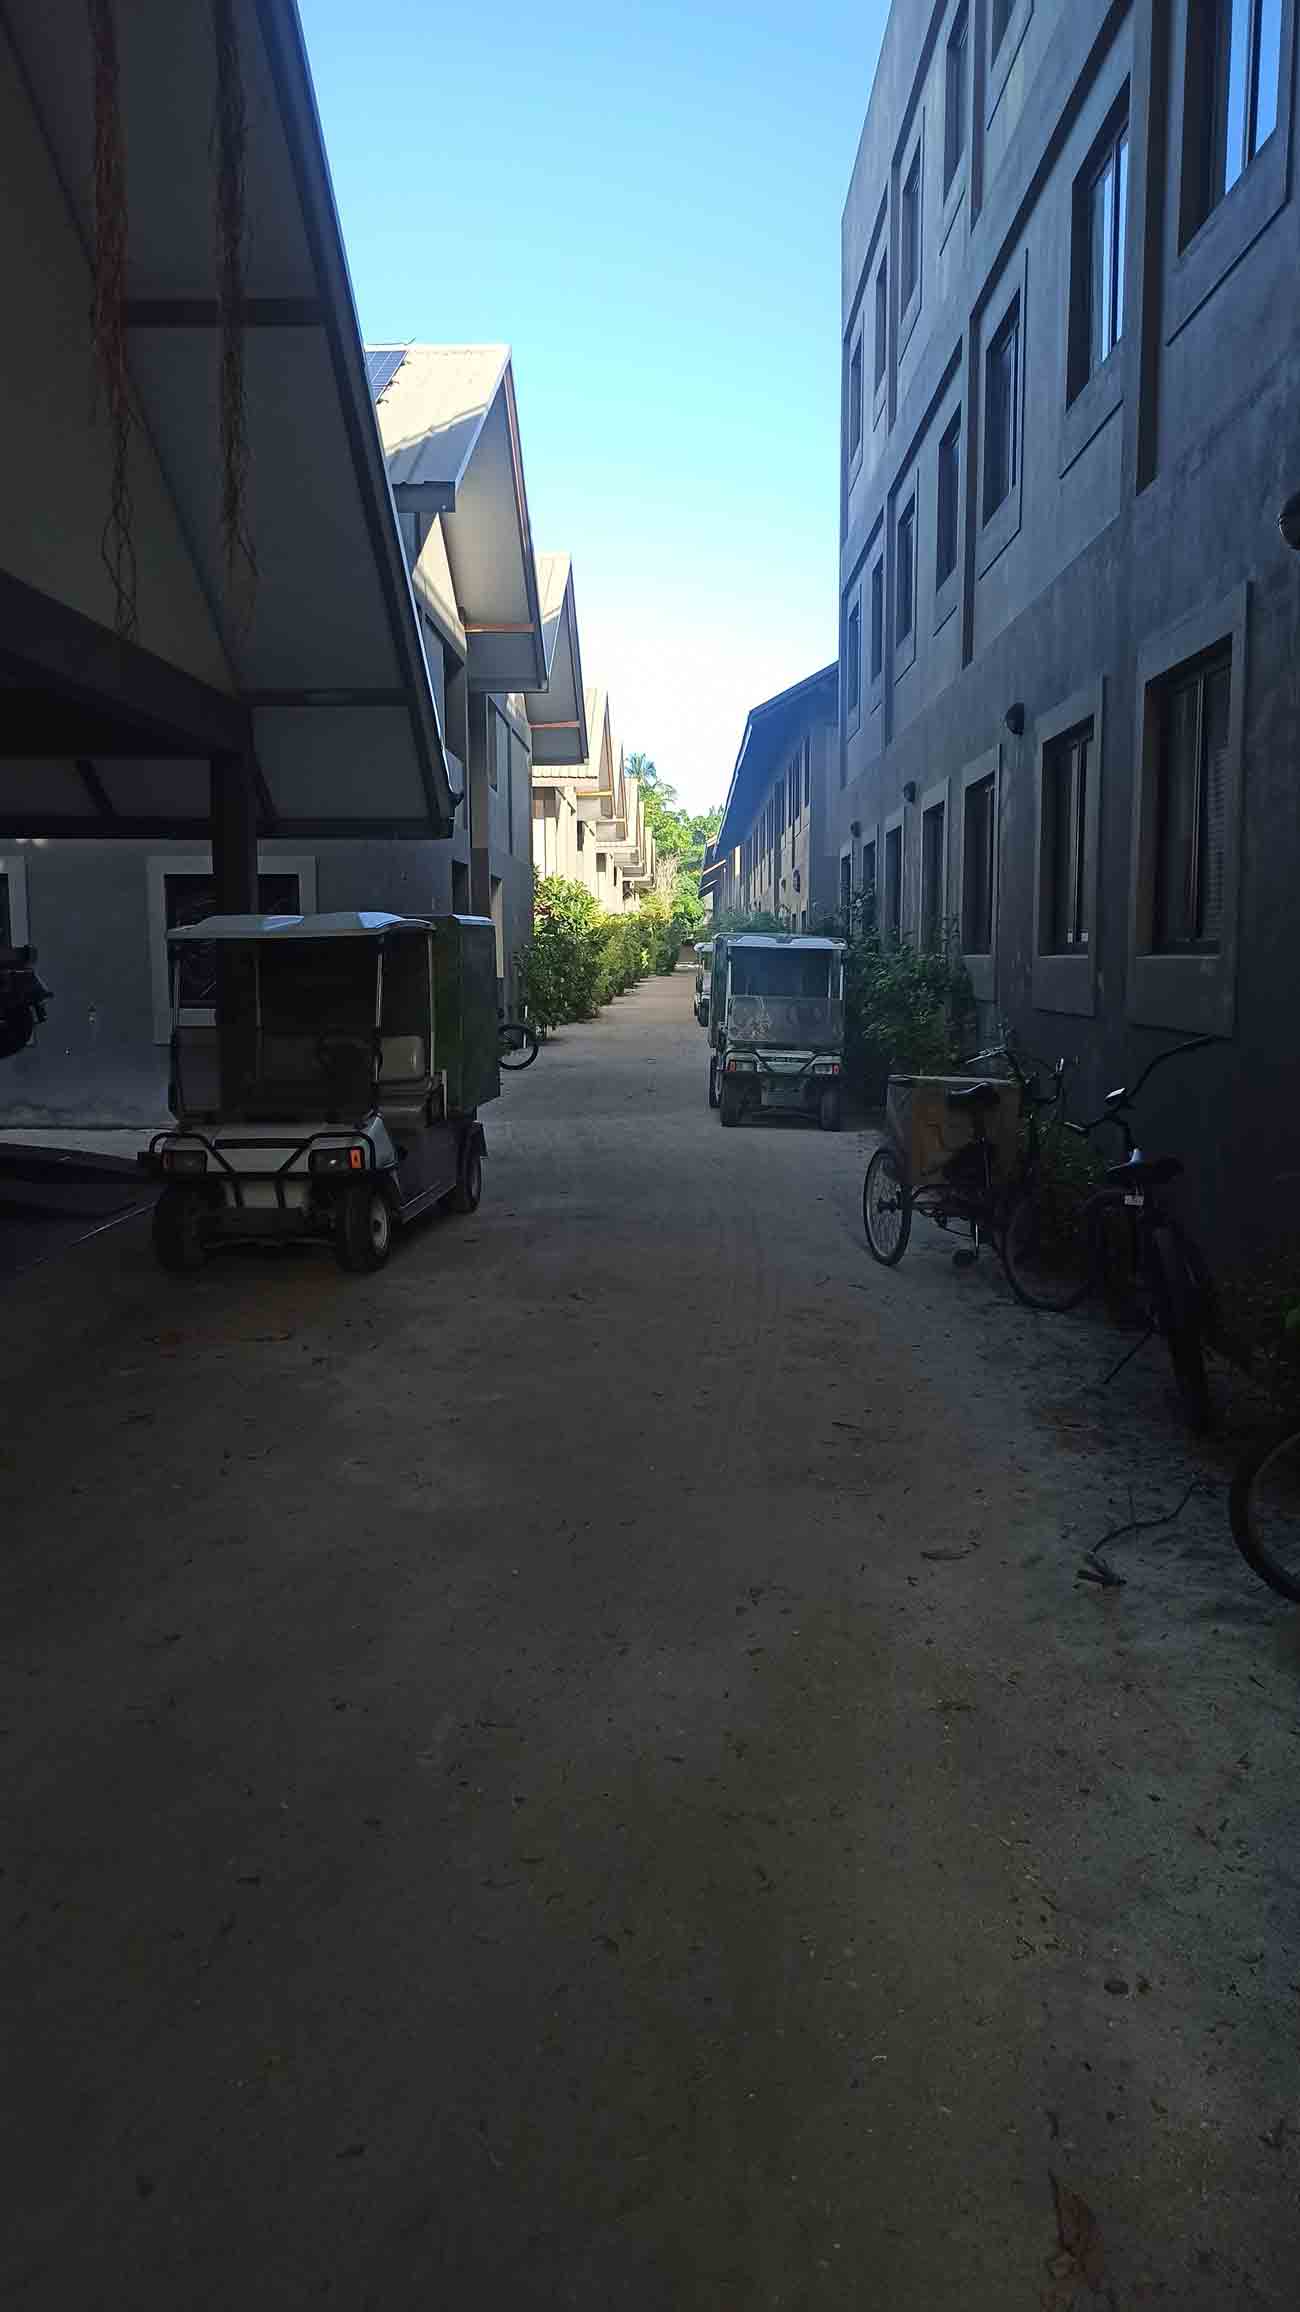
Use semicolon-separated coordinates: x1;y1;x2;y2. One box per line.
947;1080;1001;1113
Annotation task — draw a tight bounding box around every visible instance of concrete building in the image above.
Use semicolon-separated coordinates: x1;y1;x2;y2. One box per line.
835;0;1300;1254
531;686;656;910
0;2;455;1126
710;666;840;927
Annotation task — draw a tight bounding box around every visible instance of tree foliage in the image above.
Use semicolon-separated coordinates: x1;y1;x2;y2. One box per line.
515;877;700;1031
625;751;722;920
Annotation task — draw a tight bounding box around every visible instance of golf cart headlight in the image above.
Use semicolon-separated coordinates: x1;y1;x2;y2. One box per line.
726;1055;756;1072
309;1145;368;1175
814;1059;841;1075
162;1146;206;1175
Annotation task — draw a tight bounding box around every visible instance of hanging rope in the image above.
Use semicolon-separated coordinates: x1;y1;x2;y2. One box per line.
87;0;137;640
212;0;257;627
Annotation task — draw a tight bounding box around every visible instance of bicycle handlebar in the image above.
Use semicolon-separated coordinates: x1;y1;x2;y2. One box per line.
1069;1035;1213;1136
958;1028;1068;1106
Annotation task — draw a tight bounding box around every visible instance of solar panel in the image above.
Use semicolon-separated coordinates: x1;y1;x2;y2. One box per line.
364;346;407;401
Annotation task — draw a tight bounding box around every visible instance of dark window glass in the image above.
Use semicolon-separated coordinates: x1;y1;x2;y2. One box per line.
0;874;10;948
165;871;301;1010
921;802;946;948
962;775;996;953
870;561;885;679
803;738;811;811
848;337;864;459
1042;724;1092;951
1070;120;1129;397
937;413;961;586
862;838;877;901
901;149;921;312
840;853;852;915
1154;654;1231;950
983;299;1020;520
896;500;916;643
991;0;1013;58
846;600;862;716
874;255;888;387
885;823;903;940
1184;0;1282;242
945;6;969;189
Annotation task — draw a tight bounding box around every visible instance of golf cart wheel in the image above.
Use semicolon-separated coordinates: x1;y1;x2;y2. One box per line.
818;1086;842;1132
708;1054;720;1109
448;1133;483;1215
153;1186;207;1274
336;1181;392;1273
719;1082;743;1127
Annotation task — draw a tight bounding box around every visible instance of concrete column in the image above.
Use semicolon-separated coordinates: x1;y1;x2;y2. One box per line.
210;751;258;912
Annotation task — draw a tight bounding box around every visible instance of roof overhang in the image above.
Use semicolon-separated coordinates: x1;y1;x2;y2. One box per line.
0;0;455;842
370;345;546;693
523;556;589;765
715;662;839;857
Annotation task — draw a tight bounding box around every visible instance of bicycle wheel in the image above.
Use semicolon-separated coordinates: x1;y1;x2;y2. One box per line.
498;1019;540;1070
1230;1425;1300;1602
1001;1175;1096;1311
1148;1224;1211;1434
863;1145;912;1265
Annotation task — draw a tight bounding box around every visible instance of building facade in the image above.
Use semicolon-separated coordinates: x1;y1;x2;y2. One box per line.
835;0;1300;1254
531;686;656;910
711;666;840;926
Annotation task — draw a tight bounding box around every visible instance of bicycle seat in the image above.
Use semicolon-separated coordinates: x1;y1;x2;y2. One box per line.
1104;1155;1183;1188
947;1080;1001;1113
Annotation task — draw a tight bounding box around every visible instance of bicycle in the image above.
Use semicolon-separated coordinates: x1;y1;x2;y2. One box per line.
862;1031;1068;1279
497;1013;541;1070
1229;1420;1300;1602
1002;1037;1217;1434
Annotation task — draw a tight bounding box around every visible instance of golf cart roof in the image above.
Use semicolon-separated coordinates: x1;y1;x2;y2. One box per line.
694;940;715;954
166;911;489;945
723;934;844;952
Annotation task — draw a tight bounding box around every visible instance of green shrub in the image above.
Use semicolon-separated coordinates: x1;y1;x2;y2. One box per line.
843;921;976;1095
515;878;682;1027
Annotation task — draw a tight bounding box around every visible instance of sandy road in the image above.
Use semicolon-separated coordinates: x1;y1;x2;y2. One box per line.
1;966;1297;2308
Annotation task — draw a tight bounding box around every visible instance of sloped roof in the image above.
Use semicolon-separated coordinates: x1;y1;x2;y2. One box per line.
716;663;839;855
523;554;589;766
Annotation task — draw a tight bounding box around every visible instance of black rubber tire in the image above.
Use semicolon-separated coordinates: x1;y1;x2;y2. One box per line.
1001;1182;1096;1312
719;1084;743;1128
863;1145;912;1265
447;1134;483;1214
1149;1224;1211;1434
335;1181;393;1273
153;1186;207;1273
818;1087;842;1132
708;1054;720;1109
498;1019;540;1070
1229;1425;1300;1602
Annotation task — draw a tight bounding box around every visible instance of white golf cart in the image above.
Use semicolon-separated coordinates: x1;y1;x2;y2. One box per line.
707;933;847;1129
142;911;498;1273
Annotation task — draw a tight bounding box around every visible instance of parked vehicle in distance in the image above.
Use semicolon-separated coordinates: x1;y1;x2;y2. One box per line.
142;911;498;1274
707;934;846;1129
692;941;714;1028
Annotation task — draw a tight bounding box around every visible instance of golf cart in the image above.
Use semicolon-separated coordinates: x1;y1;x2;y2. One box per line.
142;911;498;1273
707;933;846;1130
692;940;714;1027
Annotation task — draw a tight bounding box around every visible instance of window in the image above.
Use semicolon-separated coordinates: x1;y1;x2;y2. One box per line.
991;0;1013;57
576;819;586;852
803;738;811;811
936;412;961;587
870;559;885;682
921;800;946;949
1071;119;1128;398
962;774;997;954
900;148;922;314
846;597;862;721
896;498;916;643
945;6;969;190
1154;651;1231;950
884;822;903;940
0;872;11;947
874;254;888;389
1042;723;1092;950
848;335;864;461
1183;0;1283;242
840;853;852;917
861;837;877;912
164;869;302;1012
983;297;1020;520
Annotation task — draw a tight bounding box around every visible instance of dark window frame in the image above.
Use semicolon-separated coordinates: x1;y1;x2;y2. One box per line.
873;250;889;417
1069;108;1130;403
920;782;949;952
978;252;1028;577
847;328;864;469
987;0;1035;125
869;554;886;701
935;406;962;615
958;745;1001;1001
944;4;970;193
883;810;904;943
899;129;924;353
1167;0;1295;340
845;586;863;739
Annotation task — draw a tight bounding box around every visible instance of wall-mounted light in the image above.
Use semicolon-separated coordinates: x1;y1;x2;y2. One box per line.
1004;703;1026;738
1280;491;1300;552
902;780;917;804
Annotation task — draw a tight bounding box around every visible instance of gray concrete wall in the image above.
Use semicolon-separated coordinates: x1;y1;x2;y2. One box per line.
835;0;1300;1258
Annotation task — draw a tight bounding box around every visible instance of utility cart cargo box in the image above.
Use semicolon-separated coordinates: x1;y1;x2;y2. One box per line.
886;1073;1020;1186
433;915;500;1114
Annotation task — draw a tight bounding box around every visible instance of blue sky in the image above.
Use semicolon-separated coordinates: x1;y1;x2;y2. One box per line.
300;0;889;811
